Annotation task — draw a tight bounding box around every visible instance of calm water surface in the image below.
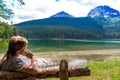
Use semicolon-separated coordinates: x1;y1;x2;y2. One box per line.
28;39;120;52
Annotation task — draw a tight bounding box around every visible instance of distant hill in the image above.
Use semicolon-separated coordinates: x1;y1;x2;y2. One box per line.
87;5;120;18
15;17;103;39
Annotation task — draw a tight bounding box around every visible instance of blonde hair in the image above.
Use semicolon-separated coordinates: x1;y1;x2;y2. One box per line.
7;36;28;56
0;36;28;63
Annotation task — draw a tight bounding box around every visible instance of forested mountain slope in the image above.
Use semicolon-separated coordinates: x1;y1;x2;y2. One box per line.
15;17;104;39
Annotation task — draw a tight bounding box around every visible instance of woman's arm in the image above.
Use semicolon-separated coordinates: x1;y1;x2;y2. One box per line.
19;65;44;74
19;57;44;74
30;57;39;68
18;49;45;74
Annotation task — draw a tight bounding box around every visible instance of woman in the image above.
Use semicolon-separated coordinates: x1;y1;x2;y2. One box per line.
0;36;44;74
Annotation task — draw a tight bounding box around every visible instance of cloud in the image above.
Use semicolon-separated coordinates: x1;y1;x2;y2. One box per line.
7;0;120;23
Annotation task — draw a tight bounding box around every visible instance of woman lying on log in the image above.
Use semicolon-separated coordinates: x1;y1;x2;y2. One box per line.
0;36;45;75
0;36;90;80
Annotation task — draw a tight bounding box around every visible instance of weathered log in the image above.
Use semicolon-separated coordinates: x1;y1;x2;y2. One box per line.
0;67;90;80
0;59;90;80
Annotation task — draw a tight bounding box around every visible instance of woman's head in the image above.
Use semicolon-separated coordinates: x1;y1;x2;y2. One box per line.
7;36;28;57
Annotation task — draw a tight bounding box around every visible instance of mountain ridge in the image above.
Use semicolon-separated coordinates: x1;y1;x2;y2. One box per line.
14;5;120;25
87;5;120;18
15;17;104;39
14;5;120;39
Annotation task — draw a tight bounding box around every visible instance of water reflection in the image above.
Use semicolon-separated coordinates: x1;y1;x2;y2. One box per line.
28;39;120;52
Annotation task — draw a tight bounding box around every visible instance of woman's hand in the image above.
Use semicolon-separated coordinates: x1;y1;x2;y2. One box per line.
21;49;33;59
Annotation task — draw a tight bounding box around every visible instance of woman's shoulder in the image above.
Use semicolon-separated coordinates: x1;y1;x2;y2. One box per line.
1;57;26;71
11;57;23;62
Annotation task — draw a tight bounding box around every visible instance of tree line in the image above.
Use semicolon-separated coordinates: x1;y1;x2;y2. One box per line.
18;26;102;39
0;0;20;47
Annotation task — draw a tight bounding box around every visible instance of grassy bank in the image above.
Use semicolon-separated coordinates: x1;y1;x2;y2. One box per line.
46;58;120;80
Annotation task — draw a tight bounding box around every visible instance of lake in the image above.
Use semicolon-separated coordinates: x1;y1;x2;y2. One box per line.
28;39;120;52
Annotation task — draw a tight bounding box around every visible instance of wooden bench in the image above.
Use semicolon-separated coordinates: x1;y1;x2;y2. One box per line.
0;60;90;80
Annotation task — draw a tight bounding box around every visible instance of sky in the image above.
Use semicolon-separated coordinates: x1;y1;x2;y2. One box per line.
6;0;120;24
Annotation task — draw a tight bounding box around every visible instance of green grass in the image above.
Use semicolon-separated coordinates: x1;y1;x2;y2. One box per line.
45;59;120;80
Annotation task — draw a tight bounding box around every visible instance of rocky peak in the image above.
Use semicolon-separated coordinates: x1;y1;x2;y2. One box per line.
87;5;120;18
50;11;74;18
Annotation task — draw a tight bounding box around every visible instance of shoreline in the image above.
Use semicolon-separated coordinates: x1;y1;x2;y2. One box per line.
35;48;120;55
34;49;120;61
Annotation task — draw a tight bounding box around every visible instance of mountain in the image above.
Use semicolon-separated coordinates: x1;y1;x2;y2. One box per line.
50;11;74;18
14;5;120;39
87;5;120;38
87;5;120;18
15;17;104;39
93;17;120;38
15;17;103;34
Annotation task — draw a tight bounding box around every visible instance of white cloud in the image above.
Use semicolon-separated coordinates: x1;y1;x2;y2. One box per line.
7;0;120;23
